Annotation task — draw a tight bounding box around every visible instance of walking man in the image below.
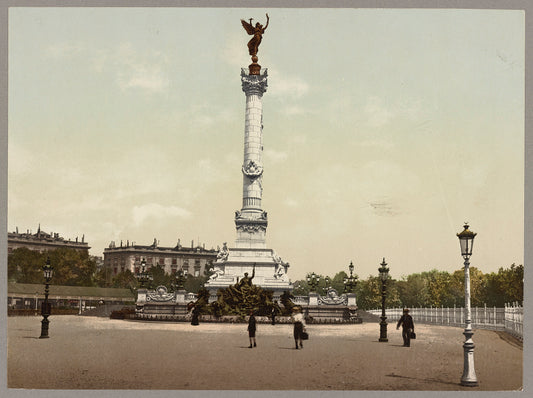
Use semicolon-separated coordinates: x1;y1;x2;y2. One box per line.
396;308;415;347
248;310;257;348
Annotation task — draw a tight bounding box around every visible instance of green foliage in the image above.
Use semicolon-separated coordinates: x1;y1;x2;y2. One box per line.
355;275;402;310
8;247;98;286
8;248;44;284
483;263;523;306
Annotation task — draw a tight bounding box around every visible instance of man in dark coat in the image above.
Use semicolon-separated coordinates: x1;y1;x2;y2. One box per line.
248;310;257;348
396;308;415;347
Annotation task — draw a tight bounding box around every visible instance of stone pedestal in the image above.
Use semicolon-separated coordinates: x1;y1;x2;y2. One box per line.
175;289;186;304
308;292;319;306
136;289;147;304
347;293;357;307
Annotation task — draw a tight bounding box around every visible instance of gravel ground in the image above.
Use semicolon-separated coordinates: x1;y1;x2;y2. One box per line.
7;315;522;391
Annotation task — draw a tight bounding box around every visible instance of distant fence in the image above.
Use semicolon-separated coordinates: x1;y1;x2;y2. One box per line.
368;302;523;341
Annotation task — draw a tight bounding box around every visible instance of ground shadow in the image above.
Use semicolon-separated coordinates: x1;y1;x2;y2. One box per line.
386;373;462;387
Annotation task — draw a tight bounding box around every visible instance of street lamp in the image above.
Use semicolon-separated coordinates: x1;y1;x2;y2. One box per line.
136;258;153;288
307;272;319;292
343;261;358;293
457;223;478;387
175;268;187;289
39;257;53;339
378;258;389;342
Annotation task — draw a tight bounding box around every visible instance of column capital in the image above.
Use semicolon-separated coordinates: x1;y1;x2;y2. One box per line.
241;68;268;96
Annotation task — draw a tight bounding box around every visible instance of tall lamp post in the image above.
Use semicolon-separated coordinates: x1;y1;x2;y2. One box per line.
39;257;54;339
324;276;331;294
378;258;389;342
307;272;320;306
136;258;153;288
343;261;358;293
307;272;319;292
457;223;478;387
175;268;187;289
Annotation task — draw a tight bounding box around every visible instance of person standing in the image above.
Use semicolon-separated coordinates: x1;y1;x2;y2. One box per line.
271;303;277;325
248;310;257;348
191;305;200;326
396;308;415;347
291;307;306;349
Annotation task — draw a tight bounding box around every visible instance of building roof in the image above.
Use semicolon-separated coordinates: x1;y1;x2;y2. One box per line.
8;282;135;300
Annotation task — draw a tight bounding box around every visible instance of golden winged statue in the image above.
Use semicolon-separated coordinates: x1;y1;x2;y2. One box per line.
241;14;269;59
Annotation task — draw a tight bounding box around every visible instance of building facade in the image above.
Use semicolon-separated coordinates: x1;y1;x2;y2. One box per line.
103;239;217;278
8;226;90;254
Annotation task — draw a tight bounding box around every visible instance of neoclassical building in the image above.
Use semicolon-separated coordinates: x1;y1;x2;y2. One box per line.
103;239;217;278
8;226;90;254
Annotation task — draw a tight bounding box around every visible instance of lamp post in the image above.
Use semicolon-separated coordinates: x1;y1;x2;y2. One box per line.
39;257;53;339
378;258;389;342
136;258;153;288
457;223;478;387
175;268;187;290
324;276;331;294
343;261;358;293
307;272;319;292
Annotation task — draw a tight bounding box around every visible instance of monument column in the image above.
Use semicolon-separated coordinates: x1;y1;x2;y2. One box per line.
235;69;268;249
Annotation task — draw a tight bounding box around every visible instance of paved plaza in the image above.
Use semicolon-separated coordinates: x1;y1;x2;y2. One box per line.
7;315;522;391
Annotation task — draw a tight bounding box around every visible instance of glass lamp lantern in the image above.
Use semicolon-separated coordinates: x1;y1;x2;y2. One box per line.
457;223;476;258
42;258;54;282
378;258;389;282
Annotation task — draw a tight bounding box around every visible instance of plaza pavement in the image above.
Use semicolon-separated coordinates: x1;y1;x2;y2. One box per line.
7;315;522;391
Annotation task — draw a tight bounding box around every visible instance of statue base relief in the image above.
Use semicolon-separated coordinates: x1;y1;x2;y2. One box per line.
204;246;293;300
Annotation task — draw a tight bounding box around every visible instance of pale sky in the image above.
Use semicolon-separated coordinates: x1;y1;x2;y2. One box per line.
7;7;524;281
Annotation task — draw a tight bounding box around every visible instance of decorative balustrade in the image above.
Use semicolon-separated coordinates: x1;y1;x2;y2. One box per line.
368;302;522;340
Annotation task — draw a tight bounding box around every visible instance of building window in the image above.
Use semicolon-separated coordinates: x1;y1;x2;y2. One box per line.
135;267;139;274
135;256;140;262
159;257;165;265
113;267;117;275
194;269;200;277
195;260;200;266
172;258;177;265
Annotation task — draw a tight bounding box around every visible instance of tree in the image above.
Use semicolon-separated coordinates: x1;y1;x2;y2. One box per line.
397;273;430;308
111;269;138;291
483;264;523;306
8;247;45;284
354;276;381;310
8;247;99;286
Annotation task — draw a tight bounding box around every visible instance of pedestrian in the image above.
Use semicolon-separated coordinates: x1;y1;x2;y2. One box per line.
248;310;257;348
396;308;415;347
291;306;306;349
271;303;277;325
191;305;200;326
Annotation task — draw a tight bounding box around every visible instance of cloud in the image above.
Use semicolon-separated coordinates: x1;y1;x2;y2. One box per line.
117;66;169;92
114;44;170;92
132;203;192;226
284;198;298;207
265;149;288;163
363;96;394;128
45;42;84;58
269;70;309;99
